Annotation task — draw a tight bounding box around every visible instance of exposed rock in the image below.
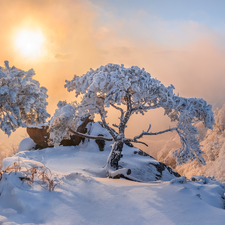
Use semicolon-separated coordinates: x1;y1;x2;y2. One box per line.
134;149;152;157
89;122;180;181
27;117;93;149
149;161;180;180
95;134;105;151
119;146;181;182
26;125;49;149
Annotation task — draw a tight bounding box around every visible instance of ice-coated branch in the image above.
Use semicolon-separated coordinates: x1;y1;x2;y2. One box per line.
68;128;113;141
61;63;214;168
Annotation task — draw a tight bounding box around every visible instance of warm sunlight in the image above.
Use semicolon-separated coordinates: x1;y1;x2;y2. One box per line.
15;29;45;57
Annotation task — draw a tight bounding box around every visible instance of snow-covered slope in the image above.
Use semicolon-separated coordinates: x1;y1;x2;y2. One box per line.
0;140;225;225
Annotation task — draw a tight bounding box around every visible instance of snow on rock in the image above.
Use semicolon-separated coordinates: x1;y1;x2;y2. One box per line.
84;121;113;152
27;123;48;129
18;137;36;151
119;147;181;182
80;122;180;181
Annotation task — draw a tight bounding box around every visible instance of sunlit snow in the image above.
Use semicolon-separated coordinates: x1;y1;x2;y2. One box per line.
0;139;224;225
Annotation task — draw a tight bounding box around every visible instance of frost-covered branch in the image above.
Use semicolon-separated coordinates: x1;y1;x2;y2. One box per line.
59;63;214;170
48;102;77;146
68;128;113;141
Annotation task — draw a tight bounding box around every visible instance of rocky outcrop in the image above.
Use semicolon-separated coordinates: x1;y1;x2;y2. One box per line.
118;148;181;182
26;119;180;182
86;122;180;181
27;117;93;149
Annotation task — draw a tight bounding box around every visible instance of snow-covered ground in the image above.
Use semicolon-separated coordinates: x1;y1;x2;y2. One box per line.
0;138;225;225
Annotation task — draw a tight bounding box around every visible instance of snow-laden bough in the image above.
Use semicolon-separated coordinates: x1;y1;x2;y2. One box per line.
49;64;214;179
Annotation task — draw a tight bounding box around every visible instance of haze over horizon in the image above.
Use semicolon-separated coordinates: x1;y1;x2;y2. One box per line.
1;0;225;153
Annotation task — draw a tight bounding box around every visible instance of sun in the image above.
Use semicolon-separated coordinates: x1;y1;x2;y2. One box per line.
15;29;45;57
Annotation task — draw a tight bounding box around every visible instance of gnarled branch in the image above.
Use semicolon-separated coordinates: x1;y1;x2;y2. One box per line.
68;128;113;141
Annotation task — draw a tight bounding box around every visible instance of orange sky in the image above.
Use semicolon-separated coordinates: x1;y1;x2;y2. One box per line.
1;0;225;154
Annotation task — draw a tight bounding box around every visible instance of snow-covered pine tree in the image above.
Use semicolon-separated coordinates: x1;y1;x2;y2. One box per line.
49;63;214;179
0;61;50;136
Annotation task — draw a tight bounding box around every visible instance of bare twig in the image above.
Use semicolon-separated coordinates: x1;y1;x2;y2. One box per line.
112;124;119;128
125;139;148;147
131;124;177;142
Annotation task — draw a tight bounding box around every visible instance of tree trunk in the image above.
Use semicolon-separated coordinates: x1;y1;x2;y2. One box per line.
106;140;124;170
105;140;136;180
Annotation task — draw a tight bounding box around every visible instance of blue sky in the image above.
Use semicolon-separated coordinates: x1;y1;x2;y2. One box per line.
91;0;225;45
93;0;225;26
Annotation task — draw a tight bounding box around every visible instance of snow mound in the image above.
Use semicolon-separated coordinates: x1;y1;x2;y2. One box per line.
170;176;225;209
0;143;224;224
18;137;36;151
0;147;225;225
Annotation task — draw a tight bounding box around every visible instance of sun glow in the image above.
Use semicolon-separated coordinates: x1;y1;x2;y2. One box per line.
15;29;45;57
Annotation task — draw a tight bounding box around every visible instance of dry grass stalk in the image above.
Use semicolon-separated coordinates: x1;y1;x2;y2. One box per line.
0;158;59;191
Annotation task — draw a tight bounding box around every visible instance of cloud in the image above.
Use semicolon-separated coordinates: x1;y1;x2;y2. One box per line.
1;0;225;151
54;53;72;60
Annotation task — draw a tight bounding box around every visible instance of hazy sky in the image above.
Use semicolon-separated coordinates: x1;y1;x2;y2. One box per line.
1;0;225;151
